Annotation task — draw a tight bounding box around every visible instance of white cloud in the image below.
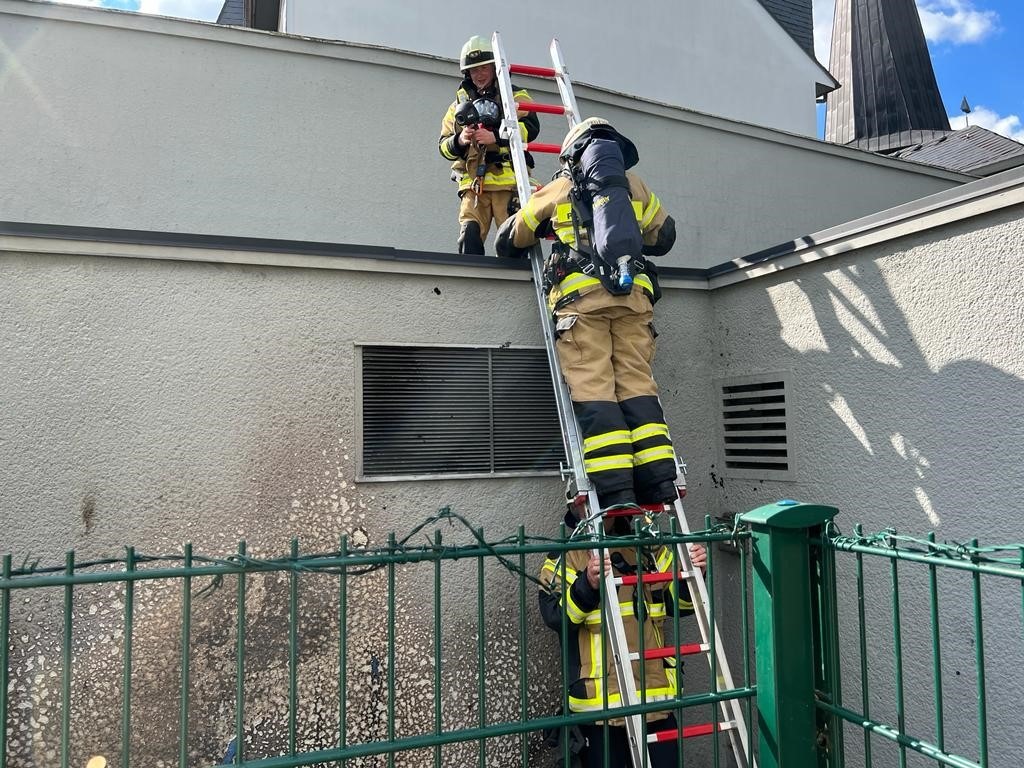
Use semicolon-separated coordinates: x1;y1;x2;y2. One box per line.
138;0;222;20
813;0;1000;63
53;0;221;21
813;0;834;63
918;0;999;44
949;105;1024;142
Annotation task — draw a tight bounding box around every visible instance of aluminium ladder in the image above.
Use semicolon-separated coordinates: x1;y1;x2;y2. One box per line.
490;32;756;768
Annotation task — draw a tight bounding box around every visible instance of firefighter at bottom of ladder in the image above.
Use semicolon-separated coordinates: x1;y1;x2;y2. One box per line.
539;508;707;768
496;117;679;510
438;35;540;255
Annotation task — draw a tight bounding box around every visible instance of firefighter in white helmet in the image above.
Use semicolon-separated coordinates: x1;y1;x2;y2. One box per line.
438;35;540;255
496;117;679;511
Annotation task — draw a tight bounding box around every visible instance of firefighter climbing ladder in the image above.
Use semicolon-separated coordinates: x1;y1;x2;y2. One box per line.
491;32;756;768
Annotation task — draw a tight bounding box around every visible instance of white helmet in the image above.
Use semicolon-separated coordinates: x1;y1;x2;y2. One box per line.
460;36;494;71
559;116;639;169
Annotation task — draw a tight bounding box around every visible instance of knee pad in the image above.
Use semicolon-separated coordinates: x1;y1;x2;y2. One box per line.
458;221;484;255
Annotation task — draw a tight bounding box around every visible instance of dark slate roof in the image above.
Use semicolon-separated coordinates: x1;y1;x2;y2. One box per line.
825;0;950;152
893;127;1024;176
757;0;814;56
216;0;244;26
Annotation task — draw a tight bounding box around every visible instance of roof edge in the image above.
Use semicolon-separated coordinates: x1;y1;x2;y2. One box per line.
708;166;1024;286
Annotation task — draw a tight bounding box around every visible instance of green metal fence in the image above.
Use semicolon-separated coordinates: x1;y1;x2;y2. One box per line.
735;500;1024;768
7;501;1016;768
813;525;1024;768
0;507;755;768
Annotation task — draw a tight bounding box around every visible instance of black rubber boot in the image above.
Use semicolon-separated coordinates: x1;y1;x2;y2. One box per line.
458;220;484;255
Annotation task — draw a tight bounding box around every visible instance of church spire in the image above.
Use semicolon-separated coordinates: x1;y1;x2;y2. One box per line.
825;0;951;152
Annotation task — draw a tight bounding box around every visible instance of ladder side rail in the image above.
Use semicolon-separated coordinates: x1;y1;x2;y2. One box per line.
492;31;539;206
495;31;656;768
551;34;653;768
670;500;756;767
549;39;581;129
527;243;589;487
493;31;590;493
585;516;653;768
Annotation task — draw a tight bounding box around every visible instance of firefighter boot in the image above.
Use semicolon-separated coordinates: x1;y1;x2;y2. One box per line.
458;220;485;255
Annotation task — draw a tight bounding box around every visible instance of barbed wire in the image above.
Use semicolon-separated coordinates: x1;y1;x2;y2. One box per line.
826;521;1024;567
4;505;730;594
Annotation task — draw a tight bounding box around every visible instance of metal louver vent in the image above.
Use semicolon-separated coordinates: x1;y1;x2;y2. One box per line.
359;345;564;479
719;375;793;480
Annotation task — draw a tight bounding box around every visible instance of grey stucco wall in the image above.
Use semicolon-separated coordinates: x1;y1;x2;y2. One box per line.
0;245;718;765
0;0;967;270
710;202;1024;765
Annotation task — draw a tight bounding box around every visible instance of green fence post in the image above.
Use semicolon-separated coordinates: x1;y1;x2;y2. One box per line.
739;500;839;768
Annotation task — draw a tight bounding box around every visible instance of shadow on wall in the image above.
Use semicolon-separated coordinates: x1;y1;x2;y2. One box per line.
728;229;1024;765
728;236;1023;542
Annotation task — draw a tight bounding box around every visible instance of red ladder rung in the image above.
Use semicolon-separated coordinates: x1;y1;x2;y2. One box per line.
648;721;736;742
509;63;557;78
526;142;562;154
617;571;692;587
641;643;707;661
516;101;566;115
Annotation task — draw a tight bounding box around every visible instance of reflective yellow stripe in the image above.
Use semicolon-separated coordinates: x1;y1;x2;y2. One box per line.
558;273;602;296
583;430;631;454
585;455;634;473
522;203;541;232
656;547;674;573
632;200;643;219
565;589;590;624
641;193;662;228
634;445;676;466
635;273;654;294
631;423;670;443
569;688;677;711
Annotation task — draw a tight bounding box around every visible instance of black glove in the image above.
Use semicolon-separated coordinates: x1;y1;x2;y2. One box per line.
495;215;529;259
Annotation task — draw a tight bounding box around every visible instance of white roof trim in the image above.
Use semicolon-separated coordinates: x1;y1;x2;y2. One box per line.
709;166;1024;288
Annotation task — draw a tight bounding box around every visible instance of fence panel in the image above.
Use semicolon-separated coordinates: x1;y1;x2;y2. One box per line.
0;508;754;768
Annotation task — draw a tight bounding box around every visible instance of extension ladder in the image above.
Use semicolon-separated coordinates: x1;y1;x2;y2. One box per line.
490;32;756;768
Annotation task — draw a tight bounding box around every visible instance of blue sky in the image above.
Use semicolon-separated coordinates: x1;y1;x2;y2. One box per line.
814;0;1024;141
62;0;1023;144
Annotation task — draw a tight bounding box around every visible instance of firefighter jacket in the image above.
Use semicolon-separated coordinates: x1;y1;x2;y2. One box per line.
438;78;540;193
538;516;695;721
495;173;676;311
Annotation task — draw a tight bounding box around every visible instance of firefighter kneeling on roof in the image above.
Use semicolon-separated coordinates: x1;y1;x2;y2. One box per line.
496;117;679;511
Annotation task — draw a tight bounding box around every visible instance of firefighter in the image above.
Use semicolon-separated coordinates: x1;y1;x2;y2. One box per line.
438;35;540;255
538;507;707;767
495;117;679;510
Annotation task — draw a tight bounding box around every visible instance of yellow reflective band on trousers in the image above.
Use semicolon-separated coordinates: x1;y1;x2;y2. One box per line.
558;272;602;296
583;430;631;454
631;423;671;443
584;455;634;474
634;445;676;466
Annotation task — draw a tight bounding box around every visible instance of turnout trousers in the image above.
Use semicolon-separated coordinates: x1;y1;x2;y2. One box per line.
457;188;514;255
553;286;678;507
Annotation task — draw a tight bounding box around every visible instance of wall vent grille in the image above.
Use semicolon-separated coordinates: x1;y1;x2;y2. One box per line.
359;345;563;480
719;375;794;480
